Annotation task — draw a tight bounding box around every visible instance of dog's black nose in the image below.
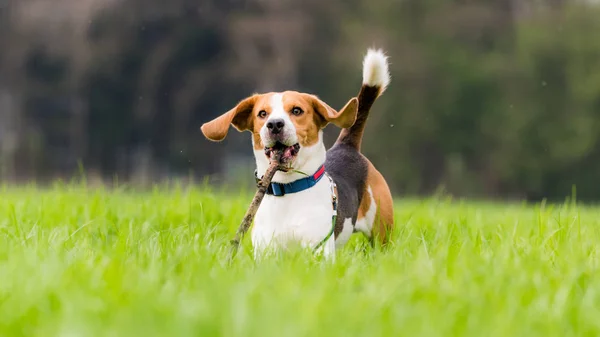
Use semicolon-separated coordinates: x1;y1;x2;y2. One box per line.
266;119;285;134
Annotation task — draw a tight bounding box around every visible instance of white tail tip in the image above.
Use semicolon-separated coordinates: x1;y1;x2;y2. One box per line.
362;48;390;93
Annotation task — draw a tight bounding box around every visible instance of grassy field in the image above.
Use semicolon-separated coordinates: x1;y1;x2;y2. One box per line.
0;183;599;337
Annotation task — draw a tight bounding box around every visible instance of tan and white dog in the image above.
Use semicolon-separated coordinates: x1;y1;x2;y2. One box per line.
201;49;394;259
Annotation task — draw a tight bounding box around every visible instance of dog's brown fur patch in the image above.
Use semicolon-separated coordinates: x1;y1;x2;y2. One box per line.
362;160;394;245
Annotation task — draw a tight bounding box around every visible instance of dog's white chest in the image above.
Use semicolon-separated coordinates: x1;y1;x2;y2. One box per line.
251;178;335;258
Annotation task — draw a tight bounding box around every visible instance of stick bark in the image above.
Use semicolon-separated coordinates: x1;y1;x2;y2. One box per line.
228;150;284;262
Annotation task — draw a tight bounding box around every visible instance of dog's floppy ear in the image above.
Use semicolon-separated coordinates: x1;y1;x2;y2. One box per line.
201;95;258;141
305;94;358;129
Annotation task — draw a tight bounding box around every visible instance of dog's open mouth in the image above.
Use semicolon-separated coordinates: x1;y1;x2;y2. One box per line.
265;142;300;164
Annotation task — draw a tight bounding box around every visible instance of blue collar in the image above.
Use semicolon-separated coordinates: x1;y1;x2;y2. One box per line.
255;165;326;197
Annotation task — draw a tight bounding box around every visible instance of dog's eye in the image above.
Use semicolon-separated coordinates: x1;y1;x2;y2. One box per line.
257;110;267;118
291;107;304;116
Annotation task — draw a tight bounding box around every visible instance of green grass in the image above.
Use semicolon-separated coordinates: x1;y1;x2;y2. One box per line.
1;184;599;337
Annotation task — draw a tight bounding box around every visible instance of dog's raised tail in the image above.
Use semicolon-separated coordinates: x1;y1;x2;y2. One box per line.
336;48;390;151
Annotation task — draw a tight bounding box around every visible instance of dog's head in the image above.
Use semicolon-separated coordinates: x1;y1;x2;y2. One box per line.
201;91;358;166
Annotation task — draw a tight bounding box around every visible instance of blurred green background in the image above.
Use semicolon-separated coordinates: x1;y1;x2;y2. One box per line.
1;0;600;202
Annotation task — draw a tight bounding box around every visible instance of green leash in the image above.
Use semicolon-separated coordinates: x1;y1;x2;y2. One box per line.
313;173;338;253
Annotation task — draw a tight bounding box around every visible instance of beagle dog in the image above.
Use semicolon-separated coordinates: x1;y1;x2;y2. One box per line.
201;49;394;259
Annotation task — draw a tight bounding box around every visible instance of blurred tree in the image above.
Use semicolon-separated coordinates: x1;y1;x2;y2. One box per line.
2;0;600;202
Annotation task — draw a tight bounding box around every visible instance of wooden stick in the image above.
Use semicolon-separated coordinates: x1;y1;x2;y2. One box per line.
227;150;284;262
